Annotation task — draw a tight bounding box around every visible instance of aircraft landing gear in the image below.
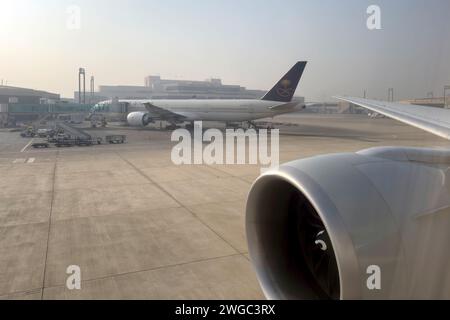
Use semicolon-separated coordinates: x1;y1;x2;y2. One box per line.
165;123;179;130
225;122;239;130
247;121;258;129
185;121;195;131
247;121;274;131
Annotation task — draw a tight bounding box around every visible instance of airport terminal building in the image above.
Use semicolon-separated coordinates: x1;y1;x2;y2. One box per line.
75;75;266;102
0;85;90;127
0;85;60;104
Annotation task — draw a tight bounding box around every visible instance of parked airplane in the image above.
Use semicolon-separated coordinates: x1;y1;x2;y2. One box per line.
90;62;308;128
246;96;450;300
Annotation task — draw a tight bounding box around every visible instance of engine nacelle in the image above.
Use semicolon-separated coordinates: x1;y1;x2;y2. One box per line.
246;146;450;300
127;112;152;127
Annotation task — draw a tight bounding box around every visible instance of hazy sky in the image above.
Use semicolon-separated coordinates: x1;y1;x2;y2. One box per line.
0;0;449;100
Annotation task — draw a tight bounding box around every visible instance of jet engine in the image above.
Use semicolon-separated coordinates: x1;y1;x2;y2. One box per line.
246;146;450;300
127;112;152;127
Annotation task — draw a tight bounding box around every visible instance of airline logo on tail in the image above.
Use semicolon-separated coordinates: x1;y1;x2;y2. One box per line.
276;79;293;98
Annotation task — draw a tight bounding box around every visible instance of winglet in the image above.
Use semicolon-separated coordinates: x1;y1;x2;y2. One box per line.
262;61;307;102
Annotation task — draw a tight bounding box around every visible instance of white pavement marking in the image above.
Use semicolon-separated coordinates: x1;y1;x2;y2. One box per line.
13;158;26;164
21;139;34;153
27;158;35;163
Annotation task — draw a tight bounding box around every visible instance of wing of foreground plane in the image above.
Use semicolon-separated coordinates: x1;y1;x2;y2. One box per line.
335;96;450;140
247;95;450;300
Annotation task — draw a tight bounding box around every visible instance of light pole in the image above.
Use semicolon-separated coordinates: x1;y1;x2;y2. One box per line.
388;88;394;102
444;86;450;109
78;68;86;104
90;76;95;104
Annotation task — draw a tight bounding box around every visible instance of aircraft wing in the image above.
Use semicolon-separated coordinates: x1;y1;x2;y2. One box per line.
143;102;186;121
335;96;450;140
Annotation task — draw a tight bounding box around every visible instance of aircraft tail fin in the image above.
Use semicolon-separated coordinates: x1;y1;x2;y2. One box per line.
261;61;307;102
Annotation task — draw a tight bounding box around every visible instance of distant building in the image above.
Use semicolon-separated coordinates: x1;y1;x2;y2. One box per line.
75;75;267;101
400;97;446;108
143;75;264;99
73;92;109;105
98;86;153;100
0;85;60;104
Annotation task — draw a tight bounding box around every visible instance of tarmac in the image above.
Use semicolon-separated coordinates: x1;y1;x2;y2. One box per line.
0;113;448;299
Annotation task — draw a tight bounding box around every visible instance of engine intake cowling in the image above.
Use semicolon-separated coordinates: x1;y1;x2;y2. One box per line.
127;112;152;127
246;147;450;300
